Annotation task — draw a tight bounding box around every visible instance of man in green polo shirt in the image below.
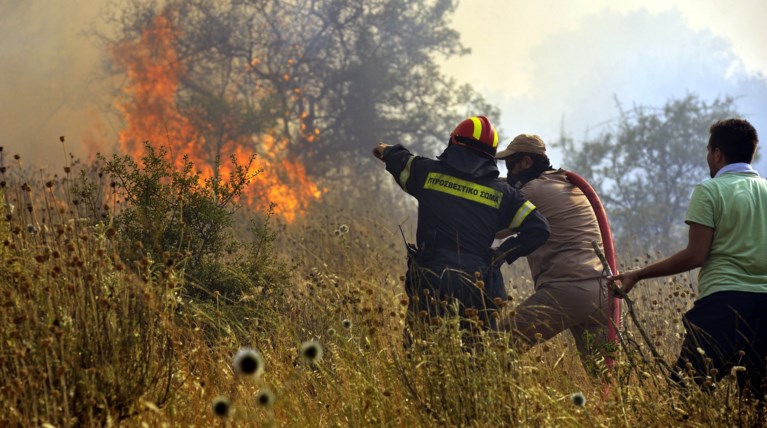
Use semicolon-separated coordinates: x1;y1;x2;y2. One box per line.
610;118;766;400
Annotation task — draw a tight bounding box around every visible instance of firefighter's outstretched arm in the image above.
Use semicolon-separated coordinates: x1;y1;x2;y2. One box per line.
496;209;549;265
373;143;419;194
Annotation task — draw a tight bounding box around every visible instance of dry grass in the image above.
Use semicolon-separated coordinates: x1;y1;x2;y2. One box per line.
0;155;764;427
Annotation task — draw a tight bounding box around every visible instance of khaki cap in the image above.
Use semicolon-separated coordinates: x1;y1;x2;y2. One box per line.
495;134;546;159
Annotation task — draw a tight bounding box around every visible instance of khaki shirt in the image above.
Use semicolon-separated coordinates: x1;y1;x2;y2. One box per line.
520;169;604;288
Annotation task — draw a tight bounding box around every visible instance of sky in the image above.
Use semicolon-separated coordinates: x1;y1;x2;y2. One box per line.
442;0;767;175
1;0;766;175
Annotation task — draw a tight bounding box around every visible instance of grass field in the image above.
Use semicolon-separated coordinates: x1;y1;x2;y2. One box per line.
1;152;764;427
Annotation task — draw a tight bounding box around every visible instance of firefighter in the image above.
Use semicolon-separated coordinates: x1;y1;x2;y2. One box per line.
495;134;611;372
373;116;550;337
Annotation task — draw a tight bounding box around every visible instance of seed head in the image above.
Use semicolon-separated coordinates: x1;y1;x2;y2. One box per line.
211;396;232;417
300;340;323;363
338;224;349;234
233;348;265;377
341;319;352;329
730;365;746;377
256;388;275;407
326;327;336;337
570;392;586;407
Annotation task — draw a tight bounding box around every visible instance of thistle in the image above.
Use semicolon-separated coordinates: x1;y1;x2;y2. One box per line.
256;387;275;408
570;392;586;407
211;396;232;417
300;340;324;363
233;348;265;377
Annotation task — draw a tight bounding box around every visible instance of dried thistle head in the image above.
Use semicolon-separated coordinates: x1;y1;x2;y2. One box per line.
211;396;232;417
256;388;275;408
233;348;265;377
570;392;586;407
300;340;323;364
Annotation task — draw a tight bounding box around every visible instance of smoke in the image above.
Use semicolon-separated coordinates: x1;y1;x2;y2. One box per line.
485;9;767;174
0;0;117;168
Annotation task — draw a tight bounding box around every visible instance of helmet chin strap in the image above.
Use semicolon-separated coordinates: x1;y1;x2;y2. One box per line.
449;135;496;158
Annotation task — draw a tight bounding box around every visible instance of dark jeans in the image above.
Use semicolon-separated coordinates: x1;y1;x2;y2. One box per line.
671;291;767;400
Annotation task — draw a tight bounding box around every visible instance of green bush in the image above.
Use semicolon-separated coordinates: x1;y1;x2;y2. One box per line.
101;143;267;300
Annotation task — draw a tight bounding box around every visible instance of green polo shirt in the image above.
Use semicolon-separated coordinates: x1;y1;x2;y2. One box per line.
685;172;767;299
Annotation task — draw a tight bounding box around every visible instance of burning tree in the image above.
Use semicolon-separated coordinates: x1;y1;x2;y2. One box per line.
105;0;498;221
109;9;320;222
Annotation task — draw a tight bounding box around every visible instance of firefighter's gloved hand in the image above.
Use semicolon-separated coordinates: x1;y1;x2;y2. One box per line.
373;143;389;161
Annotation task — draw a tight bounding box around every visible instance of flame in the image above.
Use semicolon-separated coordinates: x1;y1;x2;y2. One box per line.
110;13;321;222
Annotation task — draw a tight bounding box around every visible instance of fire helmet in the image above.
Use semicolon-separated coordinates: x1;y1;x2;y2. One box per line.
449;115;499;158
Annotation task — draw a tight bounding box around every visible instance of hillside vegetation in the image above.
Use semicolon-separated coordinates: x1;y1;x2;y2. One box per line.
1;148;763;427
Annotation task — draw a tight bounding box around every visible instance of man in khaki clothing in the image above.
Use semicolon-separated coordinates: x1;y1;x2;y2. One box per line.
496;134;610;370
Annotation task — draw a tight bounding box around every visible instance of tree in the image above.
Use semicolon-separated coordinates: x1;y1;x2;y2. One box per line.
556;94;741;253
105;0;500;176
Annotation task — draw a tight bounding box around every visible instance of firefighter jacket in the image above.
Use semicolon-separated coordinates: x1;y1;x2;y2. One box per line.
382;144;550;320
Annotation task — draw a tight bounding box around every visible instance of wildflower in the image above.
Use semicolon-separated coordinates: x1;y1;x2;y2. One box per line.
570;392;586;407
300;340;323;363
341;319;353;329
211;396;232;417
256;388;275;407
233;348;265;377
339;224;349;234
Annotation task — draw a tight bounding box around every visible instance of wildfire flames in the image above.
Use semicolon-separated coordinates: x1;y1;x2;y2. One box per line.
110;14;321;222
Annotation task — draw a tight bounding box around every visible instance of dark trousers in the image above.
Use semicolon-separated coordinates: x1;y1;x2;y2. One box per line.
671;291;767;400
405;261;505;334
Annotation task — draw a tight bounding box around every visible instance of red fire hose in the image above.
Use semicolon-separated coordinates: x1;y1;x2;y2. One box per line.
565;171;621;371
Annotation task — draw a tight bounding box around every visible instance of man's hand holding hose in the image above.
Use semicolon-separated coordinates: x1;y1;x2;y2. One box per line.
607;270;641;298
